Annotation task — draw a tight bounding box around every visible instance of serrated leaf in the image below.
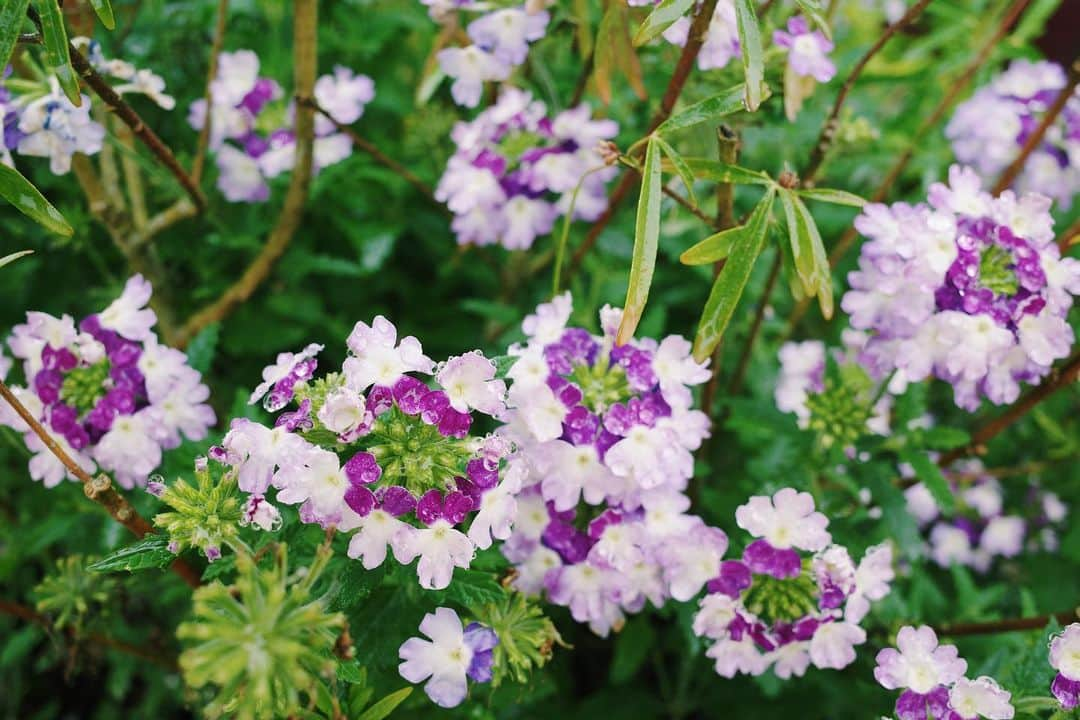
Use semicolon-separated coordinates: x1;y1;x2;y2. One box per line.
653;134;697;207
336;661;366;685
733;0;765;111
617;135;662;345
633;0;695;46
691;189;774;361
357;688;412;720
0;0;31;70
430;569;505;607
656;84;752;135
594;1;646;105
794;0;831;40
87;535;176;573
899;448;955;515
31;0;81;105
681;223;751;265
0;249;33;270
0;162;74;235
865;469;924;559
683;157;773;186
797;187;867;207
88;0;115;29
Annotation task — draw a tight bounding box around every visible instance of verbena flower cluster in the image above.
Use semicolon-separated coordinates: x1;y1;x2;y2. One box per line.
494;293;726;635
629;0;740;72
842;165;1080;411
212;316;516;589
875;625;1015;720
0;38;174;173
1050;623;1080;710
905;460;1067;572
947;60;1080;209
188;50;374;202
435;88;617;250
399;607;498;708
0;276;215;489
426;2;550;108
693;489;894;678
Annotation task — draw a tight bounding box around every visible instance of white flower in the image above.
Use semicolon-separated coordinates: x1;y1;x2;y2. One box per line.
210;49;260;106
537;440;618;511
692;593;739;640
707;637;768;678
398;607;472;708
437;351;506;415
313;66;375;134
343;316;434;391
115;69;176;109
98;275;156;341
929;523;974;567
274;447;351;523
655;524;728;601
221;419;314;494
948;676;1015;720
26;430;94;487
772;643;812;679
437;45;511;108
347;509;414;569
604;424;692;491
318;388;368;436
92;409;162;488
809;621;866;670
467;8;549;65
1049;623;1080;680
394;520;475;590
651;335;711;406
874;625;968;694
979;516;1025;557
521;291;573;344
215;145;269;203
734;487;831;551
467;481;518;550
846;542;895;623
506;382;568;442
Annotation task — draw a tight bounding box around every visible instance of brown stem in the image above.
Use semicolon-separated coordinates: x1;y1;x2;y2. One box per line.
992;58;1080;195
728;249;782;395
192;0;230;185
0;600;179;671
662;183;714;226
801;0;934;185
1058;215;1080;253
297;97;445;212
173;0;319;349
0;380;200;589
935;608;1079;637
568;0;720;276
785;0;1034;335
938;351;1080;466
66;45;207;212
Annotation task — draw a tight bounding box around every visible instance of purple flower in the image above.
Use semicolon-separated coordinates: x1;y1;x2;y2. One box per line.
773;16;836;82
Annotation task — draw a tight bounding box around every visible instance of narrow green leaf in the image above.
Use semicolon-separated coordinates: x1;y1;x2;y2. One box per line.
633;0;695;46
31;0;81;105
691;189;774;361
88;0;115;29
185;323;220;374
357;688;412;720
0;250;34;270
0;162;74;236
791;193;833;319
899;448;956;515
779;189;816;296
797;187;867;207
0;0;31;70
655;84;750;135
491;354;519;379
617;135;663;345
920;427;971;451
733;0;765;111
87;535;176;573
680;224;749;266
794;0;831;40
682;157;773;186
594;1;646;105
572;0;593;59
653;134;697;207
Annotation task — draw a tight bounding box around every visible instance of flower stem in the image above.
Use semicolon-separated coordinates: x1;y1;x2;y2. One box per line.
935;608;1079;637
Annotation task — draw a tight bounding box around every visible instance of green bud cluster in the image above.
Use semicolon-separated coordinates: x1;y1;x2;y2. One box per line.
33;555;116;632
741;563;819;626
59;360;110;414
365;406;475;497
569;356;632;412
154;463;244;560
472;593;564;687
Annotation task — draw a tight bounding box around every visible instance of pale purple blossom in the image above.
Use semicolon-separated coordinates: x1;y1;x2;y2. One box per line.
774;16;836;82
399;608;498;708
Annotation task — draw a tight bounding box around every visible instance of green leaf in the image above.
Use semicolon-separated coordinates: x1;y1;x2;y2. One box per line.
88;0;115;29
616;135;662;345
779;189;832;318
357;687;412;720
633;0;695;46
691;189;774;361
652;133;697;207
793;0;831;40
31;0;81;105
491;354;519;379
0;162;74;236
865;467;923;559
0;249;34;270
920;427;971;451
336;660;366;685
797;187;867;207
430;569;505;607
655;84;751;135
87;535;176;574
594;1;646;105
899;448;956;515
680;223;751;266
185;323;220;375
0;0;31;70
610;618;655;684
733;0;765;111
682;158;773;186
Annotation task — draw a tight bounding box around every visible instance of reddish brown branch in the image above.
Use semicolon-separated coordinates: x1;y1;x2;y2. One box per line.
192;0;230;185
801;0;934;185
174;0;319;349
935;608;1079;637
1058;215;1080;253
938;351;1080;466
992;59;1080;195
0;380;200;589
67;45;207;212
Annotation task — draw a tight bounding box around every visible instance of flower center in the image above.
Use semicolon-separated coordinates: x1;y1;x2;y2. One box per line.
741;567;819;626
568;359;631;412
365;407;473;496
59;359;110;414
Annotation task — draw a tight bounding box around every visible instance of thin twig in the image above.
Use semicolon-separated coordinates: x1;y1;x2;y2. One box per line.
568;0;720;276
1058;215;1080;253
935;608;1079;637
115;121;149;230
173;0;319;349
297;97;446;212
992;59;1080;195
938;351;1080;466
64;41;207;211
801;0;934;185
192;0;230;185
0;380;200;589
662;183;714;225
